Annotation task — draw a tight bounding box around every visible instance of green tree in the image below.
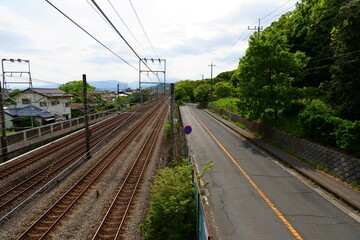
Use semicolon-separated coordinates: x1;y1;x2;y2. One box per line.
214;82;232;99
58;80;96;103
232;30;308;120
326;0;360;120
5;89;21;105
215;70;236;83
141;164;196;240
193;84;210;103
175;85;190;103
175;81;195;102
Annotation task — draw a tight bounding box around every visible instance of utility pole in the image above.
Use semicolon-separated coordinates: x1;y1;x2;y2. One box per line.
0;81;7;163
83;74;91;161
170;83;174;130
248;18;263;34
117;83;120;110
209;62;215;101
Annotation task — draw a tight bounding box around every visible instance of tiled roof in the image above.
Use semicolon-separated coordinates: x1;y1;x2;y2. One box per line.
23;88;73;97
5;105;55;118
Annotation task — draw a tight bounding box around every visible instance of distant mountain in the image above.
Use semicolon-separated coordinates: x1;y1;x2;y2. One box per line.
15;78;180;91
89;80;133;91
90;79;180;91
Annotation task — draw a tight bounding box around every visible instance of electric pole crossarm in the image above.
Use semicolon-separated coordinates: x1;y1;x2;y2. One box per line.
248;18;263;34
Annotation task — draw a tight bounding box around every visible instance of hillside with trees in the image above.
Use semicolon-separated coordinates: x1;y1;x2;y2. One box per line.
175;0;360;156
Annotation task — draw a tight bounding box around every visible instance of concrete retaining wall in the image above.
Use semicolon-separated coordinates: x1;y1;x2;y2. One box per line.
208;105;360;185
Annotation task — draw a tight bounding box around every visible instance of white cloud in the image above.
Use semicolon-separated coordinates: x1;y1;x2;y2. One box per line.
0;0;298;88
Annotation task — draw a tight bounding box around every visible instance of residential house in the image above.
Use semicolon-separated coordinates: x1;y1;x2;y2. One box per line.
14;88;72;121
118;88;135;97
4;105;55;129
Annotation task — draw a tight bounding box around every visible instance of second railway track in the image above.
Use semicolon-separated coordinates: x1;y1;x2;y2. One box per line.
0;101;158;218
13;99;168;239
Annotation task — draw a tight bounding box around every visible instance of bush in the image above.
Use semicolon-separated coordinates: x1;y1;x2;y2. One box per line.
141;163;196;240
335;121;360;155
299;100;360;156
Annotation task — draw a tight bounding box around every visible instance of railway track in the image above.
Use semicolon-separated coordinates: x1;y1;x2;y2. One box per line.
0;102;156;182
92;100;167;239
0;103;158;218
0;105;150;217
16;100;167;239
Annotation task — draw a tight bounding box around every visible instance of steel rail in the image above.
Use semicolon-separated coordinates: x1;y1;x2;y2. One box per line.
0;112;125;180
0;107;150;216
16;101;165;240
92;103;167;239
0;102;155;180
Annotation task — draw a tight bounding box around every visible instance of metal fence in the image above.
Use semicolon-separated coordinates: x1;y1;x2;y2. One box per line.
195;183;211;240
185;137;212;240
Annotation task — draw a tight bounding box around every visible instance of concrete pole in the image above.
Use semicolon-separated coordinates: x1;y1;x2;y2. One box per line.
0;80;7;163
83;74;91;160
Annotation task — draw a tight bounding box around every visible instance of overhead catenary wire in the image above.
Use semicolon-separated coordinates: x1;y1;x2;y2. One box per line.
106;0;151;56
45;0;138;71
128;0;159;58
90;0;162;83
85;0;112;28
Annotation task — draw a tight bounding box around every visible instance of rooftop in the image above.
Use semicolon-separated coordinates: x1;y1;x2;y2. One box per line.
5;105;55;118
22;88;73;98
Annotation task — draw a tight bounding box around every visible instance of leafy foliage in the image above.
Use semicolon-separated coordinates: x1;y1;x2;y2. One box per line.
232;30;308;120
58;80;95;103
213;81;232;99
193;84;210;103
173;0;360;155
326;0;360;120
210;97;239;112
299;100;360;155
141;163;196;240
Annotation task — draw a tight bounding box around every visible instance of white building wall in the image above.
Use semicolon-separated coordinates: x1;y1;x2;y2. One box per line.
15;92;72;120
4;113;14;129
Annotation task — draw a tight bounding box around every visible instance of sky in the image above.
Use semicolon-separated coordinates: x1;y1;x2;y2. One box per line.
0;0;298;90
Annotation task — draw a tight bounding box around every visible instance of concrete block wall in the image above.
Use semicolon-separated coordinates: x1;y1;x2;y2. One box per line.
208;105;360;185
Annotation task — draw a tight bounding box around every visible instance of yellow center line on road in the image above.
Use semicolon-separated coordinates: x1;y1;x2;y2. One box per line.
191;110;303;240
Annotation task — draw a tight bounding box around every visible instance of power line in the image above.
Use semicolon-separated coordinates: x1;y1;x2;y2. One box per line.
262;4;296;26
45;0;138;71
276;50;360;74
307;49;360;65
85;0;112;28
215;1;297;65
106;0;151;56
128;0;159;58
216;31;252;64
261;0;294;21
90;0;162;83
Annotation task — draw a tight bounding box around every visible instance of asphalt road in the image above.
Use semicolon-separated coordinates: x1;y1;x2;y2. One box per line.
180;104;360;240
